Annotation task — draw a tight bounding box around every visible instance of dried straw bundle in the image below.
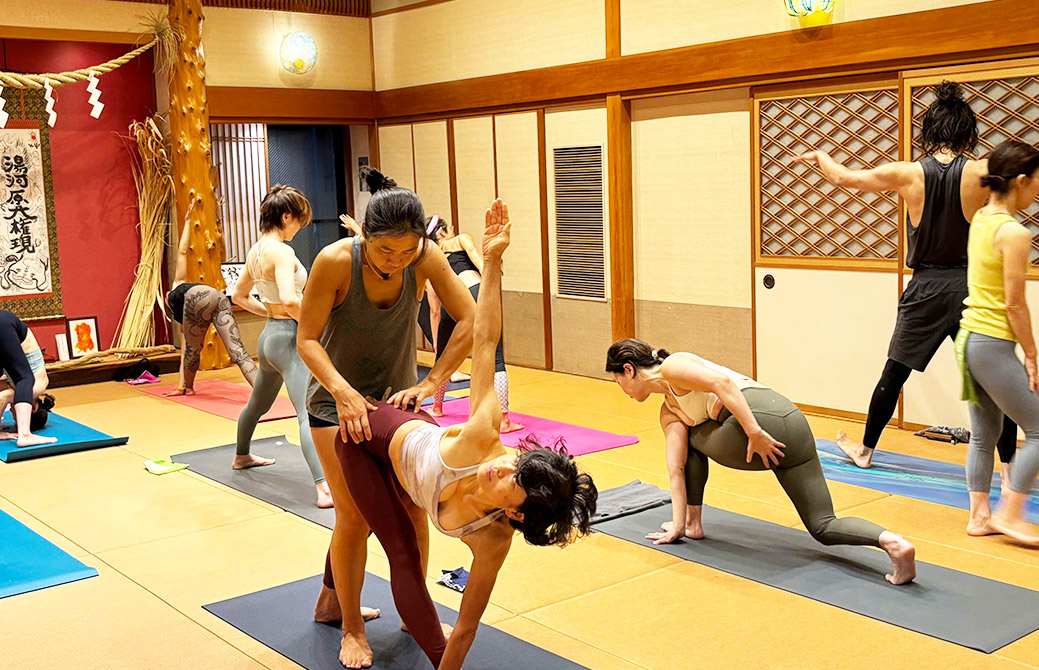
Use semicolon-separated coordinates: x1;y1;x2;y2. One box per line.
113;116;172;350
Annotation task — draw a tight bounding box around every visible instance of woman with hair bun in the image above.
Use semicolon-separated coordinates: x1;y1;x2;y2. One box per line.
606;338;917;584
795;80;1020;475
958;139;1039;545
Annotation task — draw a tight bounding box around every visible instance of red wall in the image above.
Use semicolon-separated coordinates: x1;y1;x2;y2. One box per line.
2;39;158;356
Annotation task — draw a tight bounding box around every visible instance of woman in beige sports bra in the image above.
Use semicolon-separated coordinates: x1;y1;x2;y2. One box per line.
320;200;596;669
231;185;331;508
607;339;917;585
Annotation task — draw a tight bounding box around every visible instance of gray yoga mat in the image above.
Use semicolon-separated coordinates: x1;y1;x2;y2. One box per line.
175;436;334;529
205;574;587;670
594;502;1039;653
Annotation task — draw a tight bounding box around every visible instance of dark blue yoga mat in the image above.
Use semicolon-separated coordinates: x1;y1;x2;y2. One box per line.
205;574;587;670
817;439;1039;524
0;508;97;599
418;365;470;392
0;411;129;463
594;500;1039;653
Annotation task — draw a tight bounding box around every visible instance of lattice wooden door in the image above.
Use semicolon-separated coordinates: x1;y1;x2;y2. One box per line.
757;88;900;263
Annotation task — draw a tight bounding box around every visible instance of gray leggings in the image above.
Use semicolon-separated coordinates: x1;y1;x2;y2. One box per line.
236;318;324;484
687;388;885;548
965;331;1039;495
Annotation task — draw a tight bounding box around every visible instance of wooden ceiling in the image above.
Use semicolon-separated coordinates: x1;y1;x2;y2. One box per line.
119;0;371;18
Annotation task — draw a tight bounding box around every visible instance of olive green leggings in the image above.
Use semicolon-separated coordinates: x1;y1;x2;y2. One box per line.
686;388;884;548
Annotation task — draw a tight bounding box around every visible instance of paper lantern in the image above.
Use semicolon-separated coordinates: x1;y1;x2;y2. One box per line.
280;32;318;75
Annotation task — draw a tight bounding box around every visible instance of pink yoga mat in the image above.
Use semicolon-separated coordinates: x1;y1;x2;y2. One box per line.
140;379;296;423
432;397;637;456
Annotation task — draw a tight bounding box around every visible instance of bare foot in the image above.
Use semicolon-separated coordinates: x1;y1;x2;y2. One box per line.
317;481;334;509
314;585;342;623
500;417;524;434
661;520;703;540
966;515;997;537
16;433;58;448
988;514;1039;547
450;372;470;383
339;630;373;669
0;431;18;440
233;453;275;470
314;585;382;623
835;430;874;469
428;404;445;418
878;531;916;585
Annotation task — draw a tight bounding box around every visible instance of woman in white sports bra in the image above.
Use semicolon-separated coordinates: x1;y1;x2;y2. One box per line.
231;185;331;508
607;339;917;586
328;200;597;670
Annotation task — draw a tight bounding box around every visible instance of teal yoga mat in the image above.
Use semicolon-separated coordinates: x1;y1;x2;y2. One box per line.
0;411;128;463
0;509;97;599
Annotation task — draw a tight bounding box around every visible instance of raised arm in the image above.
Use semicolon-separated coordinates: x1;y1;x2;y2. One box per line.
662;354;785;468
439;527;512;670
794;150;917;194
999;222;1037;388
297;244;376;442
172;198;199;286
460;200;510;437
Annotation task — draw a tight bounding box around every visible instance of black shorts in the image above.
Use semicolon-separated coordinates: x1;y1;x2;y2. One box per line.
308;413;338;428
888;267;967;372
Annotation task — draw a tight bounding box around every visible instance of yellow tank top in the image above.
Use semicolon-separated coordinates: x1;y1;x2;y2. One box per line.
960;210;1017;342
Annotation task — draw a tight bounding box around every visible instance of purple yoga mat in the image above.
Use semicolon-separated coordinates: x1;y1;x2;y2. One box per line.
432;397;638;456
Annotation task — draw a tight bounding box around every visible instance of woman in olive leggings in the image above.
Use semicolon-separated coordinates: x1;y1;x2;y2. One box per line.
606;338;917;585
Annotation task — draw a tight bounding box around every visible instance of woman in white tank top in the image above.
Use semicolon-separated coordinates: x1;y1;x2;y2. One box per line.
231;186;332;508
321;200;598;670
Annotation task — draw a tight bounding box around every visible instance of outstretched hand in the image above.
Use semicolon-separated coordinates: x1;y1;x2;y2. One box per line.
483;199;511;260
339;214;362;236
792;150;821;166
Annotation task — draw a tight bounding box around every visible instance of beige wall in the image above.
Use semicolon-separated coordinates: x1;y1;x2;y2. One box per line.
637;301;752;376
452;116;496;240
494;112;543;295
1;1;371;91
376;124;415;190
755;267;897;413
372;0;605;90
621;0;997;56
202;8;371;90
631;89;752;309
412;121;452;222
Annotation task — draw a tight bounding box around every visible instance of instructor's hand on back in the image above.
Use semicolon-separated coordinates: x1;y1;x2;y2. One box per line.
336;385;378;443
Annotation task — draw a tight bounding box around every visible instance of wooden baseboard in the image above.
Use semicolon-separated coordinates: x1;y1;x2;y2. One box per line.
795;402;900;428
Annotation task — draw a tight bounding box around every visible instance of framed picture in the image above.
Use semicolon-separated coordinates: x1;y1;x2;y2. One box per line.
221;262;260;300
66;316;99;358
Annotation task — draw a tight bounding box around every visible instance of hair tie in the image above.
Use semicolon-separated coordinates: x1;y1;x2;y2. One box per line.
426;215;441;236
651;349;659;360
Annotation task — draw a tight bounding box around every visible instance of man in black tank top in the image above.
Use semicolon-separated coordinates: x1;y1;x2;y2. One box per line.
795;81;1019;474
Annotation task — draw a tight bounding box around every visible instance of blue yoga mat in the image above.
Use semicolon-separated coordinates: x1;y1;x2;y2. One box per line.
418;365;470;392
0;411;129;463
0;509;97;599
817;439;1039;524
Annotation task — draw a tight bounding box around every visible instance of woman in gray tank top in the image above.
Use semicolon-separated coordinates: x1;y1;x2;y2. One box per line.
298;167;477;668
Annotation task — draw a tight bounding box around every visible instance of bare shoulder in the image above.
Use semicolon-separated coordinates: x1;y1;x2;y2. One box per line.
317;238;353;263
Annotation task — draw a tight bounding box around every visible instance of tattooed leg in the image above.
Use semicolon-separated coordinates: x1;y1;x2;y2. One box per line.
209;293;259;385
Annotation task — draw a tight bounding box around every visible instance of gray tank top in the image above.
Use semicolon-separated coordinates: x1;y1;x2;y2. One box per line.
306;236;419;423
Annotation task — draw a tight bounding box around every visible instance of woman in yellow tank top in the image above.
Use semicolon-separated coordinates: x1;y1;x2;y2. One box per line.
958;139;1039;546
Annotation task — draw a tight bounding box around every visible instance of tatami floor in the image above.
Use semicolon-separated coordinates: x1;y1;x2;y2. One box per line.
1;355;1037;670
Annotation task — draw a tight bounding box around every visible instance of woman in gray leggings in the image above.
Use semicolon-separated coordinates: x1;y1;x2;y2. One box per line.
232;186;330;508
607;338;917;585
959;139;1039;546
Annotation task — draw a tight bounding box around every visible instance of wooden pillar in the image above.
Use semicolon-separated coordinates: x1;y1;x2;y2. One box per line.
168;0;229;369
606;0;622;58
607;94;634;342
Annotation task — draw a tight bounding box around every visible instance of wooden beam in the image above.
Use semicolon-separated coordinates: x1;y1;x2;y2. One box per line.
446;119;460;235
371;0;455;17
375;0;1039;119
209;87;376;123
606;0;621;59
606;94;634;342
100;0;371;18
536;109;553;370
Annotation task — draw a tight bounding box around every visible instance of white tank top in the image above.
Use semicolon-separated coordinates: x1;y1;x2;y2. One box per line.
664;353;762;427
398;423;505;538
250;239;307;304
